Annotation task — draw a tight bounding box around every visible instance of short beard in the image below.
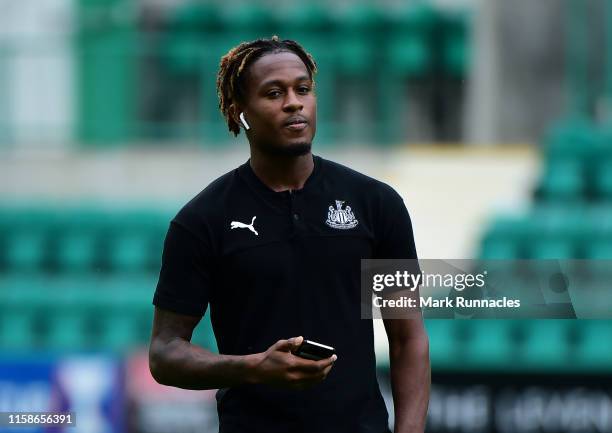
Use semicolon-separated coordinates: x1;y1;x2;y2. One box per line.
261;141;312;157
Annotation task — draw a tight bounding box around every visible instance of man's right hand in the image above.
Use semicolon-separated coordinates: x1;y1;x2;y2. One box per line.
248;336;337;390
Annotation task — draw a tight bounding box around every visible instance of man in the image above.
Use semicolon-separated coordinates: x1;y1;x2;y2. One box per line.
149;36;430;433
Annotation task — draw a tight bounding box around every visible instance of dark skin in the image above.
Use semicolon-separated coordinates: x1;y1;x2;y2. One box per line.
149;309;334;390
149;50;430;433
382;292;431;433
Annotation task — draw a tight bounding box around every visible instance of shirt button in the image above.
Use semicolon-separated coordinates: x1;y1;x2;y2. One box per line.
293;213;300;221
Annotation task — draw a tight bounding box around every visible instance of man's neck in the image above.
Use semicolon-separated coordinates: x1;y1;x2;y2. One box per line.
249;151;314;192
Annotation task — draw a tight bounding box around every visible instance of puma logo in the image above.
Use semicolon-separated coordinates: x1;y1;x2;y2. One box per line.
230;216;258;236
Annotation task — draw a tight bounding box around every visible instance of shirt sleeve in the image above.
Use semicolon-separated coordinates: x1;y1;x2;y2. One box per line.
153;220;213;317
373;186;421;298
374;186;419;260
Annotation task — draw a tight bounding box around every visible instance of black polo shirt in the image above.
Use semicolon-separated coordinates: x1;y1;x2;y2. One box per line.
153;155;418;433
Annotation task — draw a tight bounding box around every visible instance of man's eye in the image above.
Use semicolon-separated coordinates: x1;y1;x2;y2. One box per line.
267;90;282;97
298;86;311;94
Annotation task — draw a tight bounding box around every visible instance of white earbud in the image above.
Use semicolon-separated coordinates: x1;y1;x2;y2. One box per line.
239;112;250;130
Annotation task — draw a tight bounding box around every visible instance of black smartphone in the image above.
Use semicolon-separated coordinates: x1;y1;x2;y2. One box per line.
293;339;336;361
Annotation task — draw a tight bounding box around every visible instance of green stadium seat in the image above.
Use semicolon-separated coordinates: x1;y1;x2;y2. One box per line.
98;314;145;351
425;319;457;369
478;216;533;259
536;158;585;202
3;229;48;272
220;4;278;47
106;232;153;272
527;208;586;258
52;209;105;272
103;275;156;307
462;320;515;367
594;159;612;200
529;239;575;259
575;321;612;368
583;206;612;261
519;320;572;369
280;4;335;143
54;231;99;272
382;4;436;77
441;12;471;77
162;2;230;142
0;310;38;350
38;279;96;350
0;275;50;350
103;211;167;273
479;238;520;259
541;122;602;200
377;4;437;143
544;121;599;160
585;240;612;259
45;312;89;351
280;4;333;57
332;5;382;77
76;0;137;144
93;275;174;351
163;3;222;77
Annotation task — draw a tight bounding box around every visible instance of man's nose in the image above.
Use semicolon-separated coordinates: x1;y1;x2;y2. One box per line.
282;89;303;112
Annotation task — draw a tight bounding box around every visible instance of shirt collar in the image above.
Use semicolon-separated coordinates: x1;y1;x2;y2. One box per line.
238;154;322;198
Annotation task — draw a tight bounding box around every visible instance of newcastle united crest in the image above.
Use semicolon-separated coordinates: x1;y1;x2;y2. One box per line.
326;200;358;229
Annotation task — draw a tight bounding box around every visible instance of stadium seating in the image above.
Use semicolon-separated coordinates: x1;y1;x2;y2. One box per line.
575;320;612;367
424;319;456;369
441;12;471;77
0;204;610;370
473;117;612;373
536;158;585;202
376;4;438;143
461;320;515;366
74;1;471;144
519;320;573;368
0;206;215;353
76;0;137;144
280;4;336;142
536;122;612;202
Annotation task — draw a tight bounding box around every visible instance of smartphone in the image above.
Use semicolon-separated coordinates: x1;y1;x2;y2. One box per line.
293;339;336;361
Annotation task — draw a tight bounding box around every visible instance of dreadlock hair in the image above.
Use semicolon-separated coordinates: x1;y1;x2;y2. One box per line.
216;35;318;136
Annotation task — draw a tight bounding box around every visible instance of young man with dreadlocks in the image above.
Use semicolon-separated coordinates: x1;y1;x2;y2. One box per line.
149;36;430;433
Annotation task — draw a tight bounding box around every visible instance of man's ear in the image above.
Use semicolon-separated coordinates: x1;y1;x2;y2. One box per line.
228;103;242;126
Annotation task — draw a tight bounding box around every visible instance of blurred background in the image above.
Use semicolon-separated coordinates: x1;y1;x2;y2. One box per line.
1;0;612;432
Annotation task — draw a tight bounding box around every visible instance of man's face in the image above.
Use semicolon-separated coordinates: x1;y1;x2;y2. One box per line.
240;51;317;156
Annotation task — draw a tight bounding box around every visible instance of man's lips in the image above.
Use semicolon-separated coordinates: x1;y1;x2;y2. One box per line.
284;122;308;131
283;116;308;130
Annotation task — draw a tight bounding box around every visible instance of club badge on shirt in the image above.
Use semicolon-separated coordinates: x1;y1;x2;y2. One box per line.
326;200;358;230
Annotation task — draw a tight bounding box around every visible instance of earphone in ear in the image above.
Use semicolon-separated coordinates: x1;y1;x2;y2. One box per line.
239;112;250;130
